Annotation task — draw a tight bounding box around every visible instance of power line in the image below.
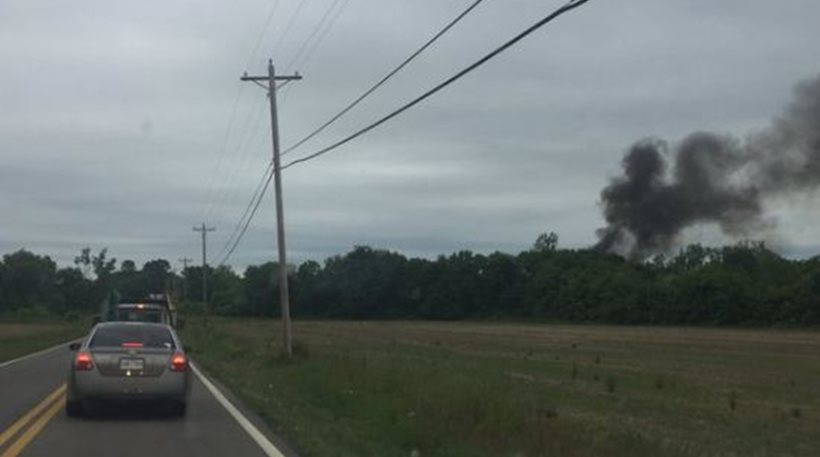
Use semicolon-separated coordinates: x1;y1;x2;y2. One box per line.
199;84;246;223
200;0;282;221
218;0;465;264
219;62;301;269
219;0;592;265
286;0;351;73
245;0;282;72
216;161;273;264
205;97;268;222
282;0;591;171
284;0;344;71
273;0;308;57
218;163;274;267
281;0;487;157
278;0;352;107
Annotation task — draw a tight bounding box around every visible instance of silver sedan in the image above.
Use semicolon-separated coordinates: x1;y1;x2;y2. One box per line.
66;322;192;417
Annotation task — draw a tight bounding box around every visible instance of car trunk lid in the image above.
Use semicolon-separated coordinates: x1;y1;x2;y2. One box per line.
91;347;171;377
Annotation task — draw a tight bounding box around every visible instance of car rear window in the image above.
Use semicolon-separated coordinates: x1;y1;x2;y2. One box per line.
90;325;175;349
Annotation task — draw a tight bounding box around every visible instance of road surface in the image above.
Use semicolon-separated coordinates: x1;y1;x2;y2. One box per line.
0;341;294;456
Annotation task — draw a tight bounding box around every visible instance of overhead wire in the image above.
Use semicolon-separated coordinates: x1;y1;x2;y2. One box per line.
208;98;269;222
278;0;352;106
218;0;592;266
200;84;246;223
244;0;282;72
213;0;318;264
287;0;351;72
281;0;591;171
284;0;344;72
281;0;486;157
218;0;476;264
272;0;308;58
216;161;274;264
201;0;283;222
218;162;275;266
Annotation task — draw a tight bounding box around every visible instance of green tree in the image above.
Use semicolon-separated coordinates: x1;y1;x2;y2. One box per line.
0;250;59;314
533;232;559;252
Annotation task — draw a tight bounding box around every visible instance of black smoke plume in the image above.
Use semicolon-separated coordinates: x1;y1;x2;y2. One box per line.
596;75;820;256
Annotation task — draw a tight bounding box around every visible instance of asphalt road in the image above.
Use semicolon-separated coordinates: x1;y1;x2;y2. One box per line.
0;342;290;457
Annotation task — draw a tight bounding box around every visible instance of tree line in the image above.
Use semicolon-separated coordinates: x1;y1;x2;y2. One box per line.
1;234;818;325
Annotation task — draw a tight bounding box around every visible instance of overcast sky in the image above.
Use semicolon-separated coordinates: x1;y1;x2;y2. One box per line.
1;0;819;272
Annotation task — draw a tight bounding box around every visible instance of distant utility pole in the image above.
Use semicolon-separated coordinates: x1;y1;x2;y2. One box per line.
178;257;193;303
193;224;215;321
241;60;302;358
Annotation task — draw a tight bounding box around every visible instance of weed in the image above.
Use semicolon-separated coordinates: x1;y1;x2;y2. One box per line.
654;375;665;390
728;391;737;412
791;407;802;419
605;375;617;393
572;363;578;380
292;338;310;357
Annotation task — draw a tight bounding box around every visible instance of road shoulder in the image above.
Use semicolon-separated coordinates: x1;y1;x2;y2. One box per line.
190;359;301;457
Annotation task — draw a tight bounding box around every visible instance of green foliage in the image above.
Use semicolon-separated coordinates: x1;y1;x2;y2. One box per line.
3;236;820;326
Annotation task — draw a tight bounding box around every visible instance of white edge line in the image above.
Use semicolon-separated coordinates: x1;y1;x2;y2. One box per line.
190;362;286;457
0;338;79;370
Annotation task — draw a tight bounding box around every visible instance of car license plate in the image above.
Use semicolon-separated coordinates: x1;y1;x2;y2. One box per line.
119;358;144;371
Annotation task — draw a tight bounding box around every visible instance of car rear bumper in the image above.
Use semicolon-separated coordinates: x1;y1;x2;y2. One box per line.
71;371;190;402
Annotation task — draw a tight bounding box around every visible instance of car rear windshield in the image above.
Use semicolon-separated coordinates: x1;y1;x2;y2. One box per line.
90;325;175;349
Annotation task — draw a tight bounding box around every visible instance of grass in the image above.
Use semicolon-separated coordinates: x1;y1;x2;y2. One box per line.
183;319;820;457
0;317;89;363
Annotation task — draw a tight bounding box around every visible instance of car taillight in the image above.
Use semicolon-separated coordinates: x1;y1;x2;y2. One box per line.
170;353;187;372
75;352;94;371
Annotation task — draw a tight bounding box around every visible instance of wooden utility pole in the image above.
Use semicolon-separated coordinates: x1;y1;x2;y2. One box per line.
241;60;301;358
193;224;215;322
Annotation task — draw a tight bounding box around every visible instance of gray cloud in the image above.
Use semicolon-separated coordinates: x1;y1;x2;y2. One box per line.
2;0;820;271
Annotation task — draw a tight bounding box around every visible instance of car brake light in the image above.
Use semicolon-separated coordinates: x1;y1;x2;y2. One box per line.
121;342;144;348
75;352;94;371
170;353;187;372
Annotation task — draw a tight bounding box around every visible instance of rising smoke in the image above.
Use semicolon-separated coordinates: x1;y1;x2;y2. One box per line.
596;75;820;256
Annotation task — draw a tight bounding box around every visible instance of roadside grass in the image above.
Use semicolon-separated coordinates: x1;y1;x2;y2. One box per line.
0;317;88;363
183;319;820;457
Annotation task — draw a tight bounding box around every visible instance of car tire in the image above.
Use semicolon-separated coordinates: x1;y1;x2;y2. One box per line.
65;400;83;417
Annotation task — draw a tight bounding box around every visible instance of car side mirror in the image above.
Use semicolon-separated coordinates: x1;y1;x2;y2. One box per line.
68;342;81;351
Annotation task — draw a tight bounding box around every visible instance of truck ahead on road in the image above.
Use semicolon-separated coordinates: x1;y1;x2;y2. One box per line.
97;293;183;329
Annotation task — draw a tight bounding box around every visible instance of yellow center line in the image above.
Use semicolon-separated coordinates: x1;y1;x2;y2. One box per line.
0;395;65;457
0;384;66;449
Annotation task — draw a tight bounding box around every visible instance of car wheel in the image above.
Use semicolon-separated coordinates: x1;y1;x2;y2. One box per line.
65;400;83;417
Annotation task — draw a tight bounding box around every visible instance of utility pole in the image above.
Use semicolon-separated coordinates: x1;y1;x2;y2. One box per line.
178;257;192;304
241;60;302;358
193;224;215;323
